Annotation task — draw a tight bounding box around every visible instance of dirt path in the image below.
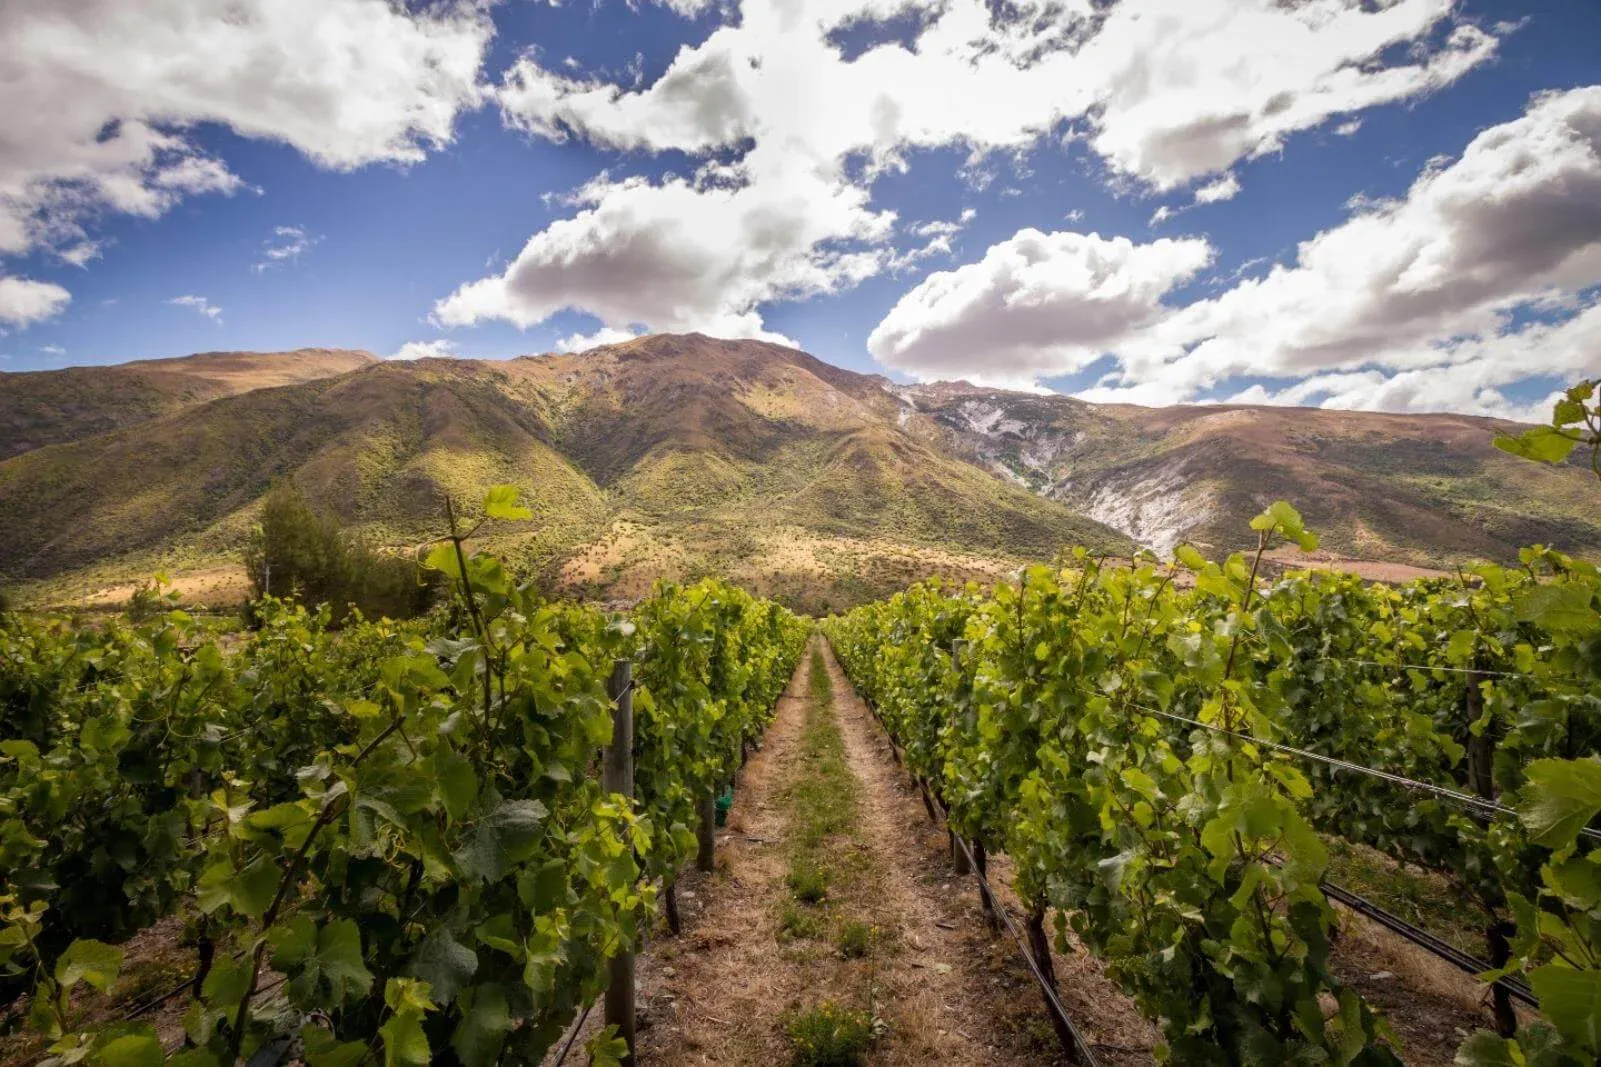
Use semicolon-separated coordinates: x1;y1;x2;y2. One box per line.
636;638;1111;1065
820;640;1159;1067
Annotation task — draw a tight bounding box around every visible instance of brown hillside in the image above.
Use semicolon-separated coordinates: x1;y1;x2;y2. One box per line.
0;348;376;459
0;336;1127;612
899;385;1601;565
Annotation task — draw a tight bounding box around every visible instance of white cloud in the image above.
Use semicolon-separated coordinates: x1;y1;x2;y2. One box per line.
253;225;320;273
1193;173;1241;205
1066;86;1601;415
1081;1;1495;191
0;276;71;330
496;0;1493;191
167;294;222;323
389;339;460;361
433;166;886;343
556;326;643;352
39;344;65;356
457;0;1494;341
0;0;492;260
868;229;1213;384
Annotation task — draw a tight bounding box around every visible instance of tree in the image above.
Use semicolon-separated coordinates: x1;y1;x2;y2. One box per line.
244;483;435;621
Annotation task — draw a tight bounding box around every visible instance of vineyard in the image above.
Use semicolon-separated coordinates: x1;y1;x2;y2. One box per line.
0;487;808;1066
824;495;1601;1066
4;390;1601;1066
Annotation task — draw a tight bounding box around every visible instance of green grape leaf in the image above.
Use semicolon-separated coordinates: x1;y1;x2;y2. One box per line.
380;1009;433;1067
231;854;281;919
1520;758;1601;849
423;542;463;580
273;917;374;1004
408;929;479;1004
301;1024;368;1067
1451;1031;1521;1066
1513;582;1595;633
483;485;532;521
456;799;549;882
1494;425;1581;464
92;1025;165;1067
434;746;478;822
1529;965;1601;1056
55;939;123;993
452;983;512;1067
588;1027;631;1067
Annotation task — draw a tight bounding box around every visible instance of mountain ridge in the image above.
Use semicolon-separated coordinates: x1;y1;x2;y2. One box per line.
0;347;376;459
1;334;1594;609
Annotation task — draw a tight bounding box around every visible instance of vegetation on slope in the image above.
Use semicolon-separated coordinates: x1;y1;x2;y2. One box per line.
0;337;1130;612
0;348;374;459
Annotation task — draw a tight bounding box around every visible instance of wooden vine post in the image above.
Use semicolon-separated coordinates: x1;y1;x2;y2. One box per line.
605;659;637;1066
697;789;717;872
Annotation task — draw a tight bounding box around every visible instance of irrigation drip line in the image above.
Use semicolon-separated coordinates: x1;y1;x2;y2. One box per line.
552;1002;595;1067
1318;879;1536;1008
948;830;1103;1067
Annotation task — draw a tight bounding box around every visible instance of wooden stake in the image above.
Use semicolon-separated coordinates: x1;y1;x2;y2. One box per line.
697;789;717;872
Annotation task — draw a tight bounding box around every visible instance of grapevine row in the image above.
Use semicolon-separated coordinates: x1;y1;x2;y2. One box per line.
824;496;1601;1065
0;485;807;1066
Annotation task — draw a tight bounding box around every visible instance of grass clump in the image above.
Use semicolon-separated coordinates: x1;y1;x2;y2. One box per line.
835;920;874;959
779;902;825;941
785;1001;878;1066
788;862;830;904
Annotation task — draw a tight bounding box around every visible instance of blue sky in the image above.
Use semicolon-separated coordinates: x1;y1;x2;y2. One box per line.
2;0;1599;418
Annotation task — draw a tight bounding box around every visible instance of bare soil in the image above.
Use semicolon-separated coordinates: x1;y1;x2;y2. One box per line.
819;641;1160;1067
631;639;1116;1064
1329;906;1525;1066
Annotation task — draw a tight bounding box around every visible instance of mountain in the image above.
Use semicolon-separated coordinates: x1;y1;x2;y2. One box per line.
0;348;376;459
895;382;1601;567
2;335;1595;612
0;336;1126;612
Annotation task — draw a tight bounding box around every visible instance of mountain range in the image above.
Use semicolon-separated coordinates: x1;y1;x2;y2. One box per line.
1;334;1595;612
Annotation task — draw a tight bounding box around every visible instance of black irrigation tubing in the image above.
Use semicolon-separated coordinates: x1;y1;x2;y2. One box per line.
552;1002;595;1067
948;831;1103;1067
1118;699;1601;844
1317;877;1537;1008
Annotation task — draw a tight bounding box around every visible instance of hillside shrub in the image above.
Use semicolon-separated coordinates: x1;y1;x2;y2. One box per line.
243;482;436;621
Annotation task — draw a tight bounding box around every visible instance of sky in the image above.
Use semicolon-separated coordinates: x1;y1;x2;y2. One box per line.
1;0;1599;419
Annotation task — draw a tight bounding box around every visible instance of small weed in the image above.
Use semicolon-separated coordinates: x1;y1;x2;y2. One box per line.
785;1001;878;1066
779;902;825;941
788;862;830;904
835;920;874;959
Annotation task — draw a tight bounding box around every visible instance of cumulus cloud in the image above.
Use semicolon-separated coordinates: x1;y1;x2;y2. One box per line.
0;0;492;260
0;276;71;330
868;230;1213;384
389;339;460;361
433;167;886;343
452;0;1492;341
929;85;1601;417
253;225;320;273
1193;174;1241;205
556;326;644;352
498;0;1489;193
167;294;222;323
